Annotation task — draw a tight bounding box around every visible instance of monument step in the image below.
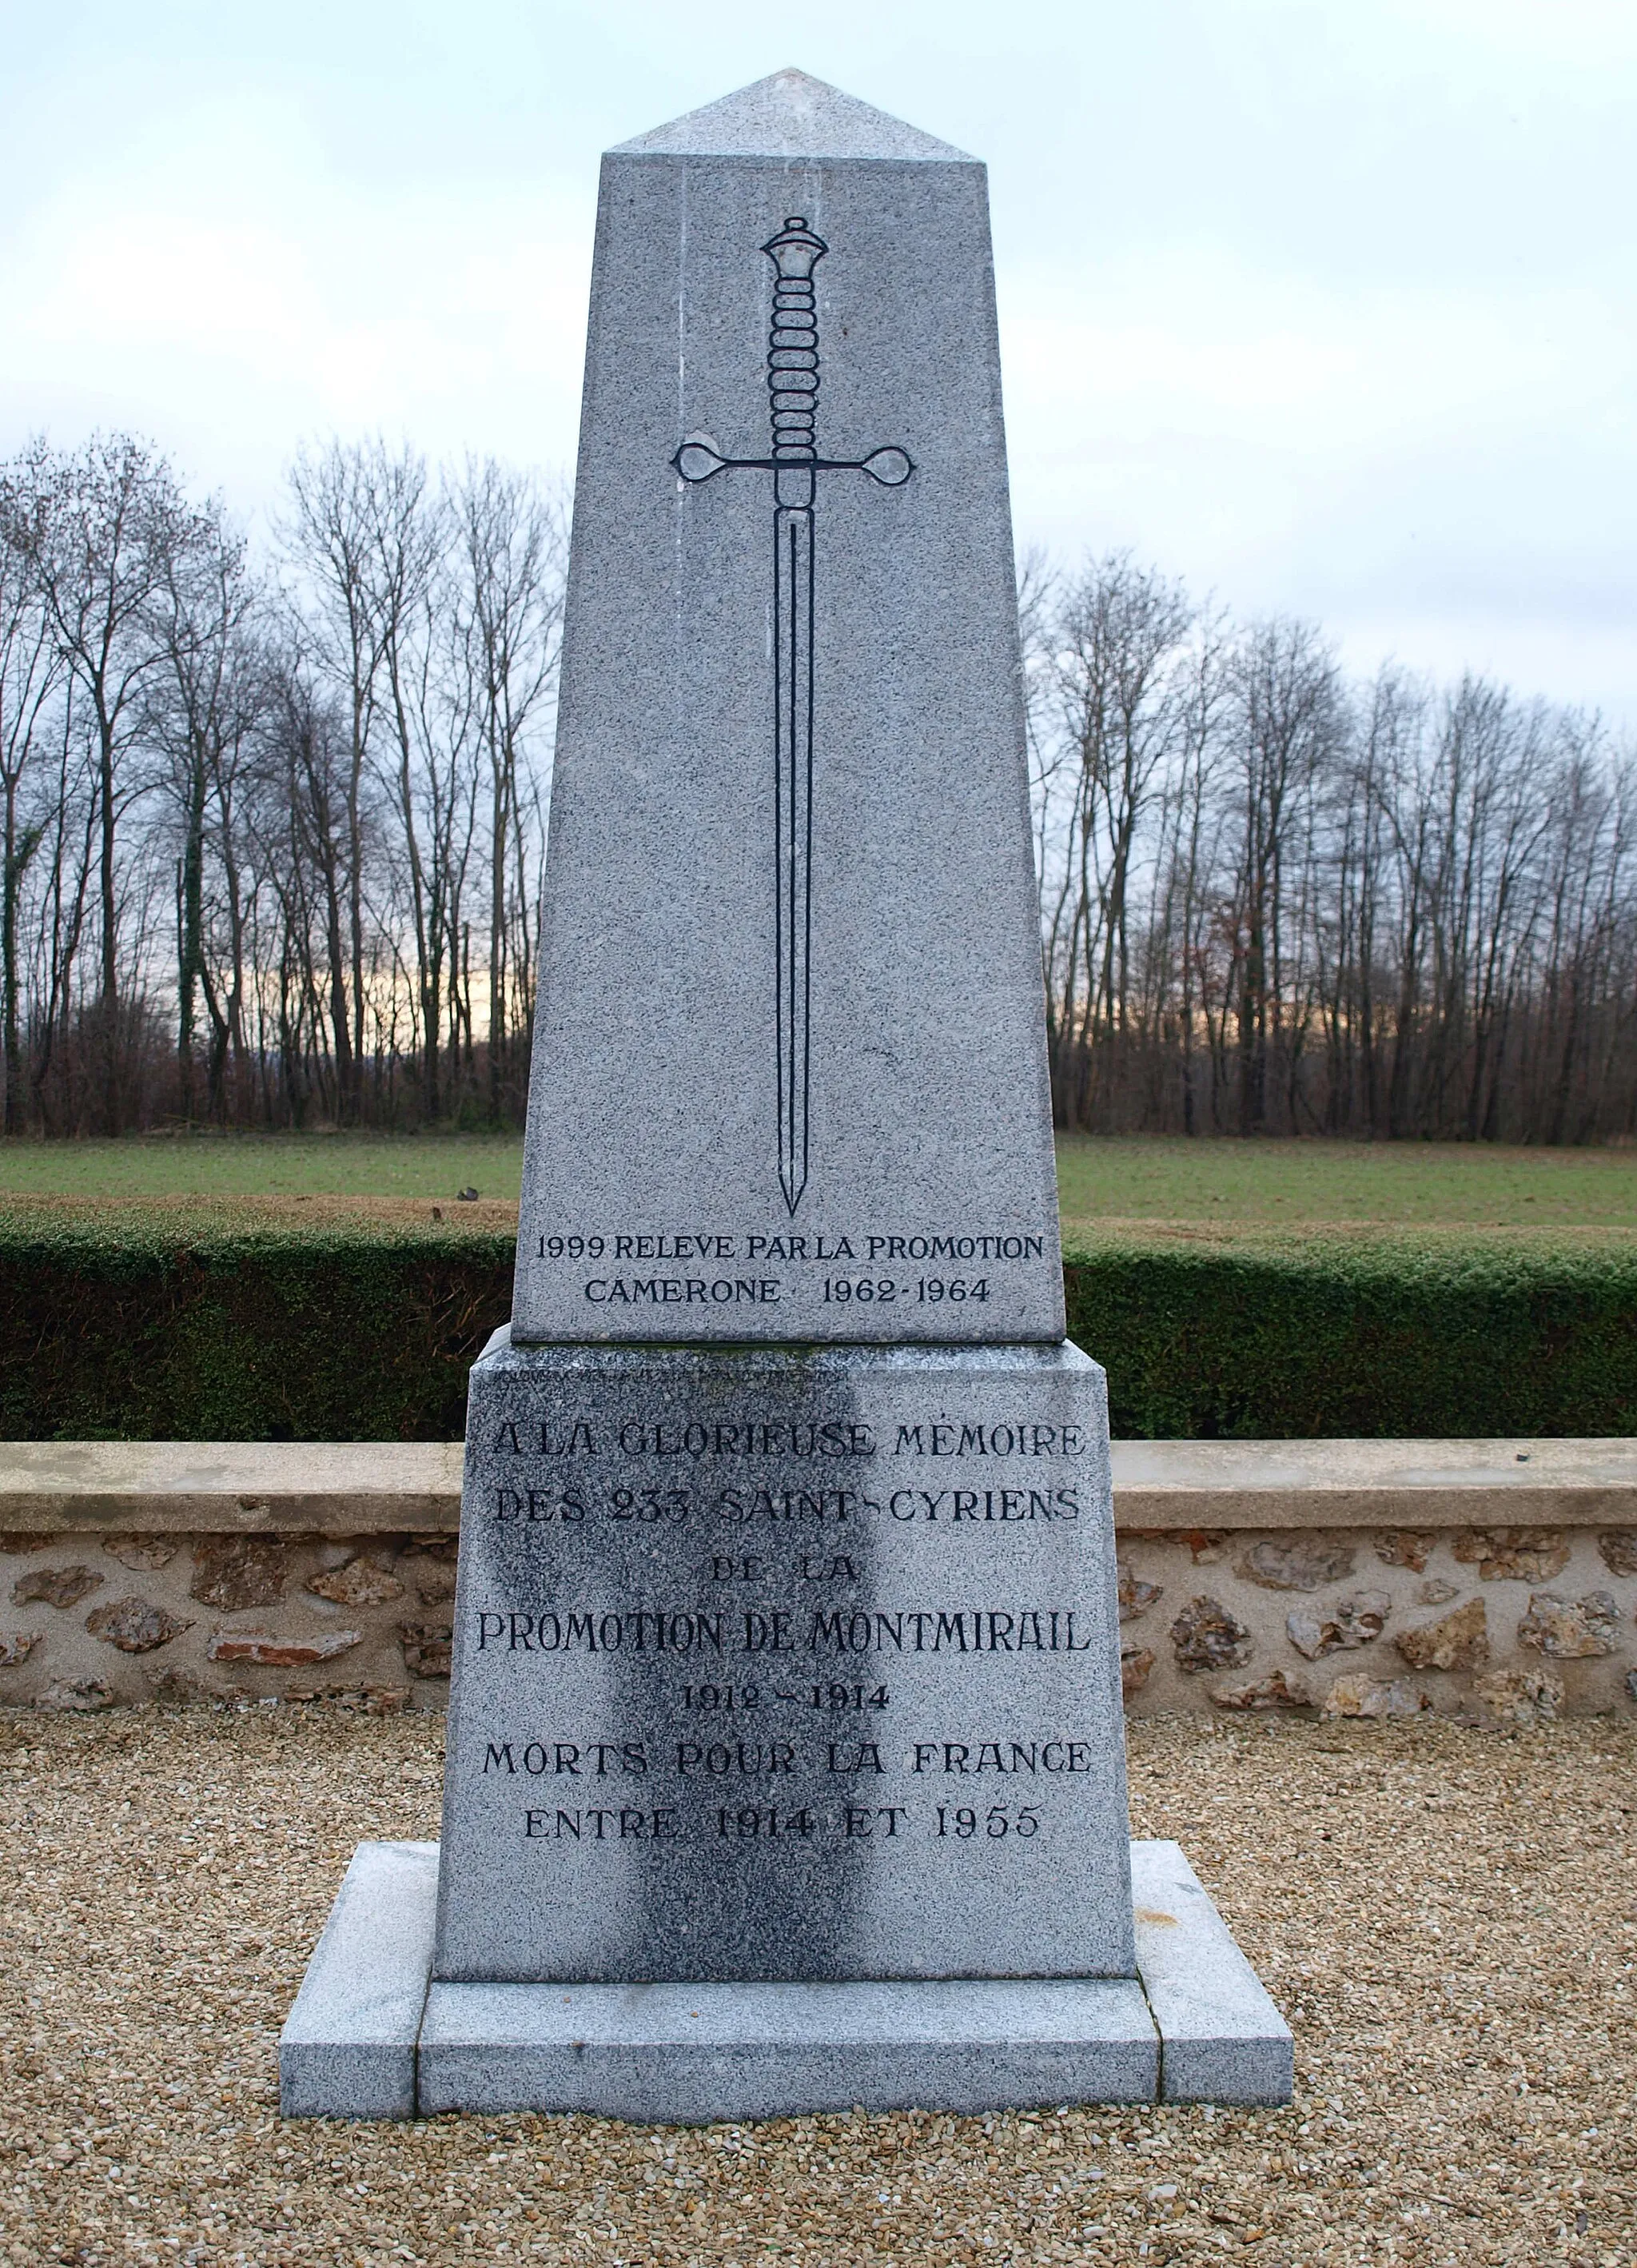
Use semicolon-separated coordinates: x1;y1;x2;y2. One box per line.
279;1837;1292;2120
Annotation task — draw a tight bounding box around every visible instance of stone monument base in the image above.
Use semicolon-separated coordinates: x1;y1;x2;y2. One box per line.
280;1840;1292;2119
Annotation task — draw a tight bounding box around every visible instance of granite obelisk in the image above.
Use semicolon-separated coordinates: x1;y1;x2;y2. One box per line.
281;70;1291;2121
511;70;1061;1346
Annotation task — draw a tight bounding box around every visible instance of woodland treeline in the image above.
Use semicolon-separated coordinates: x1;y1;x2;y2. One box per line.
1;432;1632;1142
0;433;563;1134
1027;554;1637;1142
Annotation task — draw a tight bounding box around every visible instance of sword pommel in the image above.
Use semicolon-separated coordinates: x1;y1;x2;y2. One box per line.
763;217;826;468
763;214;826;278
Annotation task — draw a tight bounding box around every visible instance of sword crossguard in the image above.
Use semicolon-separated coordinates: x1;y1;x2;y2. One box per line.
671;441;912;486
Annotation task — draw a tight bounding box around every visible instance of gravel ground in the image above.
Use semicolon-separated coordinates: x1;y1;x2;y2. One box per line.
1;1708;1632;2268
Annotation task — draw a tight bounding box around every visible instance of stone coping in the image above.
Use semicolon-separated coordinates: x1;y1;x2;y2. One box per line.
0;1442;465;1534
0;1436;1633;1533
1111;1437;1637;1529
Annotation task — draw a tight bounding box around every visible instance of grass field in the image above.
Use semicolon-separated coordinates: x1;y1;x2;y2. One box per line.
0;1130;1635;1230
0;1133;527;1202
1053;1133;1637;1231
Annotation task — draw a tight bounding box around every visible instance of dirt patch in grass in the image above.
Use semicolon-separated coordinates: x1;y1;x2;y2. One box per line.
2;1708;1633;2266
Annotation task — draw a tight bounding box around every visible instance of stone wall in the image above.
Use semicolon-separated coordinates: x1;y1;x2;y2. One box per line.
1118;1525;1637;1724
4;1518;1635;1723
0;1530;456;1714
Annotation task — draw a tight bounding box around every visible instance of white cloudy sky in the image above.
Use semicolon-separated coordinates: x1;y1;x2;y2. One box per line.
2;0;1634;720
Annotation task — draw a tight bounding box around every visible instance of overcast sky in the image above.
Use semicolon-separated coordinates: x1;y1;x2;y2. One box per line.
2;0;1633;722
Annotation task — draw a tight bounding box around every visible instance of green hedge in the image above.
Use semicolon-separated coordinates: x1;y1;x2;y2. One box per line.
0;1211;1632;1440
1064;1231;1637;1437
0;1213;514;1441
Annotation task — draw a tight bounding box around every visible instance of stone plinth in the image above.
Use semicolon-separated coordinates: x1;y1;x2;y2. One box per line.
280;1837;1293;2118
279;1334;1296;2117
433;1335;1134;1986
280;1840;439;2120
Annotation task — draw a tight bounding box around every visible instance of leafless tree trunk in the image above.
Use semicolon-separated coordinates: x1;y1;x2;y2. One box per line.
0;474;63;1131
15;437;199;1129
455;460;566;1126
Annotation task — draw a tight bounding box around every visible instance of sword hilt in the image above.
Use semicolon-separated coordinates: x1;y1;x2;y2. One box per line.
763;217;826;467
670;217;911;500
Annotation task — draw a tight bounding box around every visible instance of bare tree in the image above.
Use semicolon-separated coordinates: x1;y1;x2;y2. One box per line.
1223;620;1340;1133
0;473;63;1130
145;496;270;1120
10;436;205;1126
453;459;566;1124
281;442;392;1120
8;434;1637;1150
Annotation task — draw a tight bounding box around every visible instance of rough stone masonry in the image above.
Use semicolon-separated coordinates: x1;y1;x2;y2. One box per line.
281;68;1292;2120
7;1501;1635;1724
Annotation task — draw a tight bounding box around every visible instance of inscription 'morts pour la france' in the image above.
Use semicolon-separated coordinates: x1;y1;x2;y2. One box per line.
674;217;912;1217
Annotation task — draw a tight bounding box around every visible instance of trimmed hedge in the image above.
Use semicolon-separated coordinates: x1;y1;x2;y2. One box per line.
1064;1230;1637;1438
0;1207;1632;1440
0;1210;514;1441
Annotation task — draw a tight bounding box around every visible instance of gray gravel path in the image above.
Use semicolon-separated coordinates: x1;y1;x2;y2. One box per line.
1;1707;1632;2266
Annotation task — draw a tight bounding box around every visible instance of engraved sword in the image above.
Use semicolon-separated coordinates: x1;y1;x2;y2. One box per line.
672;217;912;1216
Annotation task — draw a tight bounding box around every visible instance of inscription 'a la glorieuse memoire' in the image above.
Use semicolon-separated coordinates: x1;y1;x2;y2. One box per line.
485;1413;1097;1461
452;1390;1111;1863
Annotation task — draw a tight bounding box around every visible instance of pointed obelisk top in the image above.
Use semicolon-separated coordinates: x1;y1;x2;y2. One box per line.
611;66;973;162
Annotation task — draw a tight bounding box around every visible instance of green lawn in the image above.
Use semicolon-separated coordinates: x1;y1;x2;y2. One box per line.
1055;1134;1637;1231
0;1133;527;1202
0;1130;1634;1230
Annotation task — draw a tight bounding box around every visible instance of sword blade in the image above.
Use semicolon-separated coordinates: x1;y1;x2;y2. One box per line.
774;500;815;1216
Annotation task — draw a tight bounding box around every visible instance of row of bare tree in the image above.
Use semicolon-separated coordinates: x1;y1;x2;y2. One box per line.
1027;552;1637;1142
2;436;1630;1142
0;434;564;1133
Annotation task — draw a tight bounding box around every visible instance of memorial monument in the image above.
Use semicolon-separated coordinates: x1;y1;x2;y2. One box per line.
281;67;1291;2120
